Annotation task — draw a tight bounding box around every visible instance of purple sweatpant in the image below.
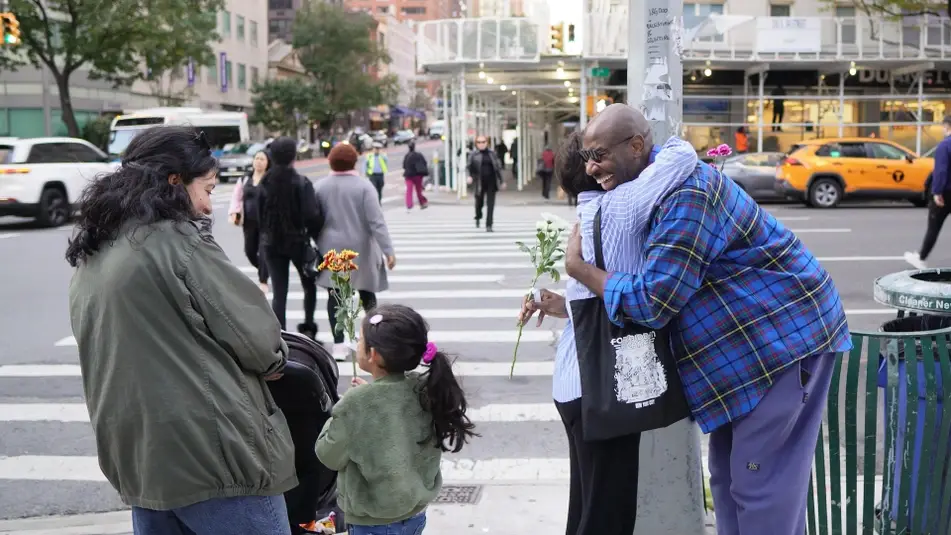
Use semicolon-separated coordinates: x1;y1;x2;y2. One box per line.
708;352;835;535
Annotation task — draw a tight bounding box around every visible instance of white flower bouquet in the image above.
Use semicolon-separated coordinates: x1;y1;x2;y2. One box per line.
511;212;570;378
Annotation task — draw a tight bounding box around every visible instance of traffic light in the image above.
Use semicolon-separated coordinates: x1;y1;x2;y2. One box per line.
550;23;564;53
567;24;576;42
1;13;21;46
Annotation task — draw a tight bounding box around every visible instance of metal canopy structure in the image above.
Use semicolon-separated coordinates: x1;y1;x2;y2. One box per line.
417;13;951;197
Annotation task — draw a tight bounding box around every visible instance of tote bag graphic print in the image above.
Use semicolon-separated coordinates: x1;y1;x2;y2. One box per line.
612;331;669;407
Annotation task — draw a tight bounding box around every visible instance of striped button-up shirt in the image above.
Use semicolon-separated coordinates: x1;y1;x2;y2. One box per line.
603;161;852;433
552;137;700;403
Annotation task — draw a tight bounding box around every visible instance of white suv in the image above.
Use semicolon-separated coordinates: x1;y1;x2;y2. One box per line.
0;137;117;227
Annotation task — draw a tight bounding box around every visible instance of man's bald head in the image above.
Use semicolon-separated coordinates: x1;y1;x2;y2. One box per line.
581;104;654;191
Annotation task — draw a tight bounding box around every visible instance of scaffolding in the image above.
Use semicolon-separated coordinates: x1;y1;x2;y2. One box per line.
417;13;951;199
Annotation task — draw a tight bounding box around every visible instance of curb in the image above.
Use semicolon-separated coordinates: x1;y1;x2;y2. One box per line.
0;510;130;535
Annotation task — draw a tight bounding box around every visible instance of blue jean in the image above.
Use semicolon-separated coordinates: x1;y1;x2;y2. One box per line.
349;511;427;535
131;495;291;535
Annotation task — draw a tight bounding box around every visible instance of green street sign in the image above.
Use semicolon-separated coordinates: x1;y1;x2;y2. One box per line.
591;67;610;78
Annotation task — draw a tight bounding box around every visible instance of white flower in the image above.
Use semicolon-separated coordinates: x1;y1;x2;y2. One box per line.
536;221;547;231
540;212;570;232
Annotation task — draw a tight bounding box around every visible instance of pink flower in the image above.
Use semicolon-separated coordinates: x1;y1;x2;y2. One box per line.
706;144;733;158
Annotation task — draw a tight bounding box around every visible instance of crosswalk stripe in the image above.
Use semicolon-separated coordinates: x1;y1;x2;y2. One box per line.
239;268;507;283
0;455;571;482
0;361;558;377
272;289;564;300
0;403;560;424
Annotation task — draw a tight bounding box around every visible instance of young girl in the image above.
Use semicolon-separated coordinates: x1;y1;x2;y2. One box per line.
316;303;477;535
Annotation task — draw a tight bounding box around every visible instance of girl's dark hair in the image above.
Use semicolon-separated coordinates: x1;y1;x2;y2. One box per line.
361;303;478;453
262;137;301;243
557;130;600;196
65;126;218;267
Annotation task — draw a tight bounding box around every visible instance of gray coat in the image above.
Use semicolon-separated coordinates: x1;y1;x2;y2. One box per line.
313;172;394;293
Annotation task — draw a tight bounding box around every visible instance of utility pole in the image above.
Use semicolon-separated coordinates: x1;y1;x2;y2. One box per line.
626;0;707;533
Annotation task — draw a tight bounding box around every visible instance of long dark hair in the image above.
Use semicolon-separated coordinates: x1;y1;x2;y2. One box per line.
65;126;218;267
556;130;600;196
361;304;478;453
262;136;301;241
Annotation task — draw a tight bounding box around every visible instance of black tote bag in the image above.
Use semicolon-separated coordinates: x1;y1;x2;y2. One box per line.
570;208;691;441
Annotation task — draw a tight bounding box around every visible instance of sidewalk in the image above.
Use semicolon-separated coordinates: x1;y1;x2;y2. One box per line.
0;484;717;534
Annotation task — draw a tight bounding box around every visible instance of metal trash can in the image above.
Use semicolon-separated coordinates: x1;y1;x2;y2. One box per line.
806;269;951;535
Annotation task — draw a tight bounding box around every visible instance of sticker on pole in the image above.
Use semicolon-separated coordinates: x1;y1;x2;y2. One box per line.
874;270;951;316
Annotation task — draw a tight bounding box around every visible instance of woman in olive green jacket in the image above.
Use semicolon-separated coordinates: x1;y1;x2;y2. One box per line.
66;127;297;535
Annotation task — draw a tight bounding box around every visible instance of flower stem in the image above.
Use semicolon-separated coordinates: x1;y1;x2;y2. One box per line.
510;273;542;379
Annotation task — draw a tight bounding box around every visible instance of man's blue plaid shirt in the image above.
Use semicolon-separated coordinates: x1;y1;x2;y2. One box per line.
603;161;852;433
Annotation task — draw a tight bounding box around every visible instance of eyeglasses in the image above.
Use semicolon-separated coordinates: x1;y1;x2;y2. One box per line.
476;140;488;144
579;134;638;163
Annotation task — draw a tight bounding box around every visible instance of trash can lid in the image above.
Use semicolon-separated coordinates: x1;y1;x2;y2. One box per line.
873;269;951;316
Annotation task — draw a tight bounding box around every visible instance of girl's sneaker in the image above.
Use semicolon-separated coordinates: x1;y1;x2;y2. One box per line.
905;251;927;270
332;343;349;362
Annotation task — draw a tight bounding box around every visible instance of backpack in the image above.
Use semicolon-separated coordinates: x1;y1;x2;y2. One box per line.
267;332;344;534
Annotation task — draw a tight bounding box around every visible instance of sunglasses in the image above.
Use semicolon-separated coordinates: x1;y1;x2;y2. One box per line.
579;134;638;163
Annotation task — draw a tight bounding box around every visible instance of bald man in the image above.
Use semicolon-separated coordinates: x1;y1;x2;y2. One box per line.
564;104;852;535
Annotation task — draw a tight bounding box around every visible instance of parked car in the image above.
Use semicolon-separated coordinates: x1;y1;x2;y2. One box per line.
775;137;935;208
720;152;786;201
392;130;416;145
0;137;117;227
218;142;267;183
371;130;389;147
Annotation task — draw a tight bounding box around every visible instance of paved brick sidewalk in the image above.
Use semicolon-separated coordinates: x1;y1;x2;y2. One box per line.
0;484;717;534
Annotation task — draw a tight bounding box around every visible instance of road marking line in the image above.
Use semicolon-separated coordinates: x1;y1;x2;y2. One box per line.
0;233;21;240
52;329;561;348
0;402;561;423
0;456;572;483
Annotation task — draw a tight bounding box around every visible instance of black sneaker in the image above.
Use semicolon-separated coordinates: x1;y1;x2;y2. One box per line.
475;219;481;228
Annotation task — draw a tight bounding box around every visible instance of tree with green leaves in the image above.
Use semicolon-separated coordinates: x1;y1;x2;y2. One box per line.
0;0;222;137
251;78;321;136
819;0;946;19
292;1;399;130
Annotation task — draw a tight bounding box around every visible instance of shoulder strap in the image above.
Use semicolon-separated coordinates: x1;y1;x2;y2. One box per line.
593;207;605;270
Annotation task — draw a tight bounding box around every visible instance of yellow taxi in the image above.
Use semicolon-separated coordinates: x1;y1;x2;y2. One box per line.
774;137;935;208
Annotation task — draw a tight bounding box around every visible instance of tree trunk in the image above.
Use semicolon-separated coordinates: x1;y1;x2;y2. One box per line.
54;72;81;137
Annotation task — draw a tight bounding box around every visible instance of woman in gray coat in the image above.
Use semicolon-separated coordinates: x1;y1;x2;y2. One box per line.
314;143;397;361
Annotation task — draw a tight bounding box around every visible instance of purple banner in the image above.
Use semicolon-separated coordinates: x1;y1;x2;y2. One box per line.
219;52;228;92
186;58;195;86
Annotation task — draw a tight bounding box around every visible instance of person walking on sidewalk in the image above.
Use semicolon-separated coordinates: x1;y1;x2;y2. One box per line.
260;137;324;338
316;304;477;535
315;143;396;362
905;115;951;269
365;143;388;203
228;149;271;293
563;103;852;535
402;141;429;212
467;135;505;232
67;126;297;535
537;145;555;199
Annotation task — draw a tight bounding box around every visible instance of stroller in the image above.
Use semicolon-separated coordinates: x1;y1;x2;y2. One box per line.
267;331;346;534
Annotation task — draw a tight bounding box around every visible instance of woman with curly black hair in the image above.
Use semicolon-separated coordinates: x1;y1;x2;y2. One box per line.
260;136;323;339
66;126;297;535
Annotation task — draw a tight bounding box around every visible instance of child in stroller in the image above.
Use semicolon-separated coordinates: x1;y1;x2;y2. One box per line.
267;331;346;534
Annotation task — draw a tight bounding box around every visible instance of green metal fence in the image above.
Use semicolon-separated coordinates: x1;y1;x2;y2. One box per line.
807;327;951;535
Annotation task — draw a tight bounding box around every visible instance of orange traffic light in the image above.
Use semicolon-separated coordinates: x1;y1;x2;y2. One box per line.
1;13;21;45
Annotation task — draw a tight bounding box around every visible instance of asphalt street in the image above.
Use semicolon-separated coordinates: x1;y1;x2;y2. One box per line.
0;177;948;520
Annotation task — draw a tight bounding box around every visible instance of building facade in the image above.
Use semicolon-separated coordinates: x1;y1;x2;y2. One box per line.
0;0;269;138
344;0;462;21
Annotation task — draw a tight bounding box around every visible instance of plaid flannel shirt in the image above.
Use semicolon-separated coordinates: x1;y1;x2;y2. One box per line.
602;161;852;433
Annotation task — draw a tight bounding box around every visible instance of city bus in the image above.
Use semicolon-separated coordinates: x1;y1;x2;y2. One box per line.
108;108;250;159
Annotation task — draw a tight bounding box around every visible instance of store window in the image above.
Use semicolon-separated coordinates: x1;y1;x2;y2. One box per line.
684;3;725;43
835;6;856;45
402;6;425;15
769;4;791;16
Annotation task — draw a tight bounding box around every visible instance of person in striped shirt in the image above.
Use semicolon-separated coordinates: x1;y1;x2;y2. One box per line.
521;126;698;535
564;104;852;535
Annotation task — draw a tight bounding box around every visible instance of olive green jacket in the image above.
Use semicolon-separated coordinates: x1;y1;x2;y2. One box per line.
69;220;298;510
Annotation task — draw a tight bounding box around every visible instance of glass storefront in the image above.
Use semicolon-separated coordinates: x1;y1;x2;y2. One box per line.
0;108;102;138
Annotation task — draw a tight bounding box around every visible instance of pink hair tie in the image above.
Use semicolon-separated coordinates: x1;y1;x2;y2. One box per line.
422;342;438;364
